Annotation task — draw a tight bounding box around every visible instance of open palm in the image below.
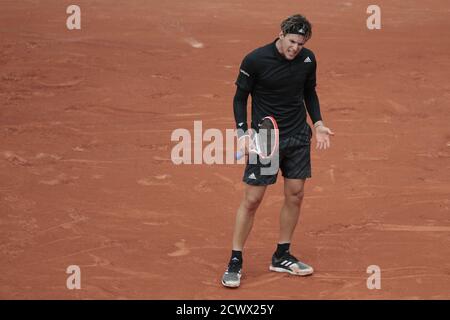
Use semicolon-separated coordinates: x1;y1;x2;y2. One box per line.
315;125;335;150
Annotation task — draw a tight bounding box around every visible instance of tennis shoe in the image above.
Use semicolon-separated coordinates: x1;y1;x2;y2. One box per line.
269;252;313;276
221;258;242;288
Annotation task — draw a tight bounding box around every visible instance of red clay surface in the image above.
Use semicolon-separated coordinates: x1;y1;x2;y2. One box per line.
1;0;449;299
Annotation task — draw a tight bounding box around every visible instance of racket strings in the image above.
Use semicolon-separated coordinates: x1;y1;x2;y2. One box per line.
257;120;277;158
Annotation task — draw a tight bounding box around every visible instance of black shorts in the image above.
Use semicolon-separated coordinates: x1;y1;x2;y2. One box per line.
243;127;312;186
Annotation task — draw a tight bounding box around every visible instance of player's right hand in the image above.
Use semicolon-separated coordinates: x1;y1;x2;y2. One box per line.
237;132;252;156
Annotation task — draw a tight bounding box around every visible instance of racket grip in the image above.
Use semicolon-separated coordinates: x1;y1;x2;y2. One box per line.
236;150;244;160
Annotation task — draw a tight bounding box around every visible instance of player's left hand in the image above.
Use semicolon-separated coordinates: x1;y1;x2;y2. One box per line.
315;125;335;150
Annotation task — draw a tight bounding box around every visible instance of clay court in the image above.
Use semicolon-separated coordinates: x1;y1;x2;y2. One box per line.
1;0;449;299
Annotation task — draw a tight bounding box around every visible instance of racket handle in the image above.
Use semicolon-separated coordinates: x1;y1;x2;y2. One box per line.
236;150;245;160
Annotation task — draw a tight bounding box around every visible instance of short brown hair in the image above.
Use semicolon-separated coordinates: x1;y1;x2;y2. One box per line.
281;14;312;41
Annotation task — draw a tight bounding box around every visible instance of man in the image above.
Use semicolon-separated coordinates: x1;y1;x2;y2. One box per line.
222;14;334;288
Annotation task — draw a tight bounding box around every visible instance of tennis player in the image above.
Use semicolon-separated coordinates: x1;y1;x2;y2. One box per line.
222;14;334;288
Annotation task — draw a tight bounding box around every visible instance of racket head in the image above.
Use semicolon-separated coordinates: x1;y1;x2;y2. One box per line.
256;116;279;158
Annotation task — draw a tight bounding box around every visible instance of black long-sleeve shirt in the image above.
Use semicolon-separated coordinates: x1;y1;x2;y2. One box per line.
233;39;322;139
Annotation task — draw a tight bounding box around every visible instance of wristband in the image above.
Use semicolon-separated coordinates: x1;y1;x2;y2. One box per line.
314;121;324;128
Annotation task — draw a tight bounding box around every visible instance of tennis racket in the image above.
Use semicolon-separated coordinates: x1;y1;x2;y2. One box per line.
236;116;279;160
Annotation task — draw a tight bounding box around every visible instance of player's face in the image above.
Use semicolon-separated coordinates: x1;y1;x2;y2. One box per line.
279;33;306;60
